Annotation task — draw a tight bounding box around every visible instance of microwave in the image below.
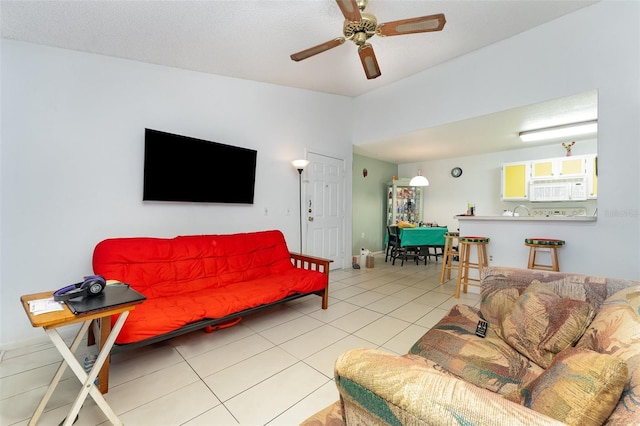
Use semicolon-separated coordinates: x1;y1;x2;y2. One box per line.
529;179;587;202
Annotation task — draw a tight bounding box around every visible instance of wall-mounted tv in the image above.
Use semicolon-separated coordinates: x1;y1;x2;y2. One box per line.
143;128;257;204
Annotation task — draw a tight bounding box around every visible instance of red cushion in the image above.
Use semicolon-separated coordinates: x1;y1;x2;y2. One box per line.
93;230;326;344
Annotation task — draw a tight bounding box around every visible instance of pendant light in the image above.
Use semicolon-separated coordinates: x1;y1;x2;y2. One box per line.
409;169;429;187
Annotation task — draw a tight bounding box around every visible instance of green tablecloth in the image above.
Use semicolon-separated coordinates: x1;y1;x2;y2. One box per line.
399;227;447;247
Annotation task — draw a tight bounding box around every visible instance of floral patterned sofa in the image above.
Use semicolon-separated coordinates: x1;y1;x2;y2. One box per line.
304;267;639;426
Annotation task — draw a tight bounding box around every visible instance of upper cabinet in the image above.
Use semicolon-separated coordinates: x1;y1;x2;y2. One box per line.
502;154;597;201
531;159;554;179
501;161;530;200
587;155;598;199
531;156;588;179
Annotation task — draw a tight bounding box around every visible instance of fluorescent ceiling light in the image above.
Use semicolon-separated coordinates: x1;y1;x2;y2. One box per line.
519;120;598;142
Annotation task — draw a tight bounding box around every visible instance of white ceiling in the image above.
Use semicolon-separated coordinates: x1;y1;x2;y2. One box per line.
355;89;599;164
1;0;598;162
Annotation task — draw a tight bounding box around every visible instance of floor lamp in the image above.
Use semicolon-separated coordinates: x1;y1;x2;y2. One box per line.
292;159;310;253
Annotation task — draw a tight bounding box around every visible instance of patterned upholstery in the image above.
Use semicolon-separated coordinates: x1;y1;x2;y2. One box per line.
410;304;543;395
460;236;490;243
300;401;344;426
525;238;565;246
303;268;639;426
576;286;640;424
480;270;611;327
505;348;628;426
334;348;564;426
500;281;596;368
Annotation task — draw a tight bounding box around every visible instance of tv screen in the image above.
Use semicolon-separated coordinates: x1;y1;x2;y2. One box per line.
143;129;257;204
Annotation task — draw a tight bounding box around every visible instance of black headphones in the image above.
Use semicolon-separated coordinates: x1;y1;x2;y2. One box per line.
53;275;107;302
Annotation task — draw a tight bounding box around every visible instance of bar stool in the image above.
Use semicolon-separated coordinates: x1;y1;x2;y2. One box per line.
525;238;565;272
456;236;490;298
439;231;459;283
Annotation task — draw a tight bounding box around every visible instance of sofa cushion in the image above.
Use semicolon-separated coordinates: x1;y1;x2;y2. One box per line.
93;230;295;298
112;269;327;344
576;286;640;425
409;304;544;395
505;348;628;426
480;269;609;327
337;348;565;426
500;282;595;368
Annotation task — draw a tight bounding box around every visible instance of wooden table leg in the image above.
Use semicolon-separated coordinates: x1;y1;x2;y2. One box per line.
98;316;112;394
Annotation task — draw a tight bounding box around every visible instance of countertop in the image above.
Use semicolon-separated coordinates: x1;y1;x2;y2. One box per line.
456;215;597;222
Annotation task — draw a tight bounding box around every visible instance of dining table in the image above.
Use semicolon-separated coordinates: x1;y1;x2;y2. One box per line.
392;226;448;263
398;226;448;247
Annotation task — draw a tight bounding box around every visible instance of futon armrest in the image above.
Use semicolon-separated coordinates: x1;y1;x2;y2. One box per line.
289;252;332;309
289;252;332;275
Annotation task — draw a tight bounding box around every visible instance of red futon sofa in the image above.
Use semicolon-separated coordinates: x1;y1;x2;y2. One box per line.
92;230;331;348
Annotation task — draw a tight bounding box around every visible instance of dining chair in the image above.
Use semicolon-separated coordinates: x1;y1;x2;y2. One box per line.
385;225;397;262
386;225;406;265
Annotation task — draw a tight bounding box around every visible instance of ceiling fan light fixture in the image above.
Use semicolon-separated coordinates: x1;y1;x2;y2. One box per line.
353;32;368;45
409;170;429;186
519;120;598;142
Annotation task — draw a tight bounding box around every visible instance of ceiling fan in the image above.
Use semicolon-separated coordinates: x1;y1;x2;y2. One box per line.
290;0;446;80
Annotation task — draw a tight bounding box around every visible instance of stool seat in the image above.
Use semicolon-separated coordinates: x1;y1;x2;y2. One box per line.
525;238;565;246
460;236;490;243
456;236;490;298
440;232;460;284
525;238;565;272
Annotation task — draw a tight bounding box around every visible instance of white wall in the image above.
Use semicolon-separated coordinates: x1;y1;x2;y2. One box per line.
358;1;639;280
0;41;354;348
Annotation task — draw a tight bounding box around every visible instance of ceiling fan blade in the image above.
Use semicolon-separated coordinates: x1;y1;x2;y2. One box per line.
358;43;381;79
336;0;362;22
377;13;446;37
290;37;346;61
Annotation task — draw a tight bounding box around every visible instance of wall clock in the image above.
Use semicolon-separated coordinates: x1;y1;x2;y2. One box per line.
451;167;463;178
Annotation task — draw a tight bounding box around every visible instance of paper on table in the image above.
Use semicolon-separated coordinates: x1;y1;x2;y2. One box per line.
28;298;64;315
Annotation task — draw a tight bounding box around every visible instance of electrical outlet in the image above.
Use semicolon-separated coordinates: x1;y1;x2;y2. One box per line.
489;255;494;262
361;233;365;238
264;208;268;216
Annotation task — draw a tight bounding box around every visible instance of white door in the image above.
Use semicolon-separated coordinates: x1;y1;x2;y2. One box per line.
305;152;345;270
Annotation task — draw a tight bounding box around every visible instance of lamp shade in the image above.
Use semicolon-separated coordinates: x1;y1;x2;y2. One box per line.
292;159;310;170
409;170;429;186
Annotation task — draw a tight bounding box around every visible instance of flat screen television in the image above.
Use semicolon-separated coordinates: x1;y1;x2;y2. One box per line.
143;128;257;204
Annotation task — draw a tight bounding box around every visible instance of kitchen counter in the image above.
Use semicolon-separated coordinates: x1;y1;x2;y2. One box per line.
457;215;596;222
456;215;598;278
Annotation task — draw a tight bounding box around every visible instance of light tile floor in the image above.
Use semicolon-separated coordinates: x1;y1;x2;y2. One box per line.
0;253;480;426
